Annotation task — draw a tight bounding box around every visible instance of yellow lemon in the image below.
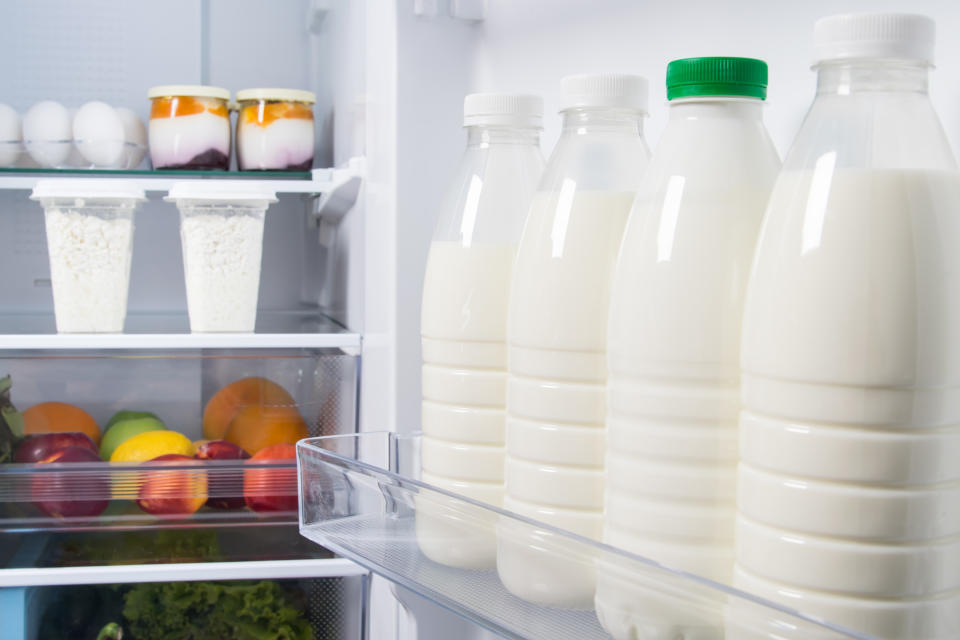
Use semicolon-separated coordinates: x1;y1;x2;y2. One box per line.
110;430;195;463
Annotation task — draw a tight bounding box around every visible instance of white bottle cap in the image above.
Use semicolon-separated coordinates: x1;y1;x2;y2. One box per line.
813;13;935;65
560;73;649;113
463;93;543;128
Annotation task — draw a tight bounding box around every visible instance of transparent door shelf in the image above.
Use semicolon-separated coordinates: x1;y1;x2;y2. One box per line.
297;432;872;640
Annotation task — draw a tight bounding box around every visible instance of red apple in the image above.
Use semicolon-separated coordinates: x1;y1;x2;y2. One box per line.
194;440;250;509
243;443;297;513
33;446;108;518
136;454;208;518
15;432;99;463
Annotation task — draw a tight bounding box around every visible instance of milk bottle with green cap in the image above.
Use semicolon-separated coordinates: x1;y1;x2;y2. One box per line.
595;57;779;639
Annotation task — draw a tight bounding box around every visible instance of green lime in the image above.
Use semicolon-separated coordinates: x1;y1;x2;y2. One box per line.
100;411;166;460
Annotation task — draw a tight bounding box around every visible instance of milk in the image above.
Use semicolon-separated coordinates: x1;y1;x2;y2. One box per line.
500;189;637;607
737;168;960;639
416;94;544;569
418;241;516;568
597;92;779;639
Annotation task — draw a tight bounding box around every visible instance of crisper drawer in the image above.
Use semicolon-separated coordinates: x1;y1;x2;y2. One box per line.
0;348;357;531
3;574;366;640
0;523;367;639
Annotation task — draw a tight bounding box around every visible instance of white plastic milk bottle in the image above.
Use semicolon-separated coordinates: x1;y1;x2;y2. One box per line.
418;94;545;569
735;14;960;640
499;74;650;607
596;57;779;640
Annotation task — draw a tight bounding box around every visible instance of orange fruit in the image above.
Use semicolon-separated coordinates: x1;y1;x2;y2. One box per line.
23;401;101;445
202;377;296;441
224;404;308;456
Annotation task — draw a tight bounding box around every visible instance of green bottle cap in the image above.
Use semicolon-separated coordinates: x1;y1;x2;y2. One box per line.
666;57;768;100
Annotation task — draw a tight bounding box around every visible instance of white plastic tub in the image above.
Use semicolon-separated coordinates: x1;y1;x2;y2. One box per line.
166;182;277;333
31;180;146;333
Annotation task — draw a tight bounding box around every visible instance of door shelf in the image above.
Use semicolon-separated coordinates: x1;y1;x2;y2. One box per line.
297;432;872;640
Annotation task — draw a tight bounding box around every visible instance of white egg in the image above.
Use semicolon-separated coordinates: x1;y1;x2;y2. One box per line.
73;101;125;167
114;107;147;168
23;101;72;167
0;104;21;167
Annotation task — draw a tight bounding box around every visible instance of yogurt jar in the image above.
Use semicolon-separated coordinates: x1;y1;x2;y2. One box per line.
165;182;277;332
148;85;231;170
31;180;146;333
235;89;315;171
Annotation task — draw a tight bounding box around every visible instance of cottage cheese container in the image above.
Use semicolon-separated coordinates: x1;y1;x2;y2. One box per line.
166;182;277;332
31;180;146;333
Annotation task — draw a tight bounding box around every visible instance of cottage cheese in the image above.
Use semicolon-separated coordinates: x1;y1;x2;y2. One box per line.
179;208;265;332
44;206;134;332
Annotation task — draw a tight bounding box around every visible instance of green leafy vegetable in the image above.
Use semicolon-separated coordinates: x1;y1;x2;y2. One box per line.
95;622;123;640
122;580;312;640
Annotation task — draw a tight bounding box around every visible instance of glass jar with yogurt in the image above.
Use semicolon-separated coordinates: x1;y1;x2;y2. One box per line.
235;89;315;171
147;85;231;170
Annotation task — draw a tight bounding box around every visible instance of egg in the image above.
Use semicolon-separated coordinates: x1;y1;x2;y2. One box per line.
115;107;147;168
0;104;21;167
73;101;125;167
23;100;72;167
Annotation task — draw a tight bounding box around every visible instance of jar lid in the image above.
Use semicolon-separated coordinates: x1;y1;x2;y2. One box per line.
666;57;768;100
147;85;231;101
235;88;316;104
165;181;278;203
31;179;146;201
559;74;648;113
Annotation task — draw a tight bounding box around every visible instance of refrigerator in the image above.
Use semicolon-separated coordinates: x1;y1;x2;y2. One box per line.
1;1;958;639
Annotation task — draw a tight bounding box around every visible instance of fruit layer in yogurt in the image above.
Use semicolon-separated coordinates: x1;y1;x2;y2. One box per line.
149;96;230;170
237;102;314;171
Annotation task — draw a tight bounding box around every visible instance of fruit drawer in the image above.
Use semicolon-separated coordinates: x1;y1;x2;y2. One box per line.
297;432;872;640
0;347;357;530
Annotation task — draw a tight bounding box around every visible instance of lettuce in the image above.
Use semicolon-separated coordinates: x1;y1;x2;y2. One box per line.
122;580;312;640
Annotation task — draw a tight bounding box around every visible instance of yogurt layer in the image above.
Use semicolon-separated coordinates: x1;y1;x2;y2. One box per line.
237;118;314;170
149;112;230;169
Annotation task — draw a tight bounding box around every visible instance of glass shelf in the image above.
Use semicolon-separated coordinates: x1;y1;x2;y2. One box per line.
0;309;360;351
297;432;873;640
0;161;363;195
0;167;311;180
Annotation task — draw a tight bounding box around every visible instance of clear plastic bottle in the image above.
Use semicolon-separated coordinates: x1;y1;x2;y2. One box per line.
736;14;960;640
418;93;545;570
596;58;779;639
499;74;651;608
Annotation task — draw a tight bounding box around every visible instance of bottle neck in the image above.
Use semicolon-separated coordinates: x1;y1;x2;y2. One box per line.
466;126;541;147
815;60;929;95
667;96;764;121
560;107;645;136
